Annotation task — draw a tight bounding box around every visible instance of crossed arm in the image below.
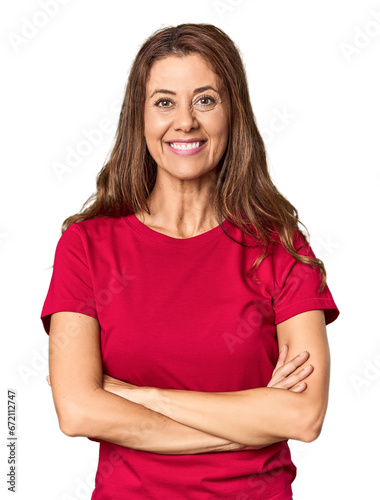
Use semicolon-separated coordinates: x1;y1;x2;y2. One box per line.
47;309;330;454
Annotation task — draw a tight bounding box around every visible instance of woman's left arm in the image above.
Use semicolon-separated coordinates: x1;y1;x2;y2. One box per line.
104;310;330;447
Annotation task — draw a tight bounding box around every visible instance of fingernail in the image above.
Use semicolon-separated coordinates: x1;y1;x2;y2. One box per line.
299;351;308;357
301;364;312;372
281;345;286;352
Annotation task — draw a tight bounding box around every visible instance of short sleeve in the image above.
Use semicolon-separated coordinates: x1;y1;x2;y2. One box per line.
40;223;98;334
272;239;340;326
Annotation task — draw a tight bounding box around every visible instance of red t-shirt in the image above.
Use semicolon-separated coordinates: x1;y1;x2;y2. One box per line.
40;214;339;500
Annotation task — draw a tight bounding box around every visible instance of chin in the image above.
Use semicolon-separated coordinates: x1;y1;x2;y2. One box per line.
159;163;217;180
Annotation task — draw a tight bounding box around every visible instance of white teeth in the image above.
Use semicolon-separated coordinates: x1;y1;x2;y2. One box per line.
169;142;203;150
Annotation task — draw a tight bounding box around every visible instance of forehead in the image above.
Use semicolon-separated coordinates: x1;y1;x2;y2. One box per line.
146;53;220;90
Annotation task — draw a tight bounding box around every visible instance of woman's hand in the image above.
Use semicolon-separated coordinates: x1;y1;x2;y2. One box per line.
267;344;314;393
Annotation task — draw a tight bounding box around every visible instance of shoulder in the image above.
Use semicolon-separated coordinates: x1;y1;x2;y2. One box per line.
59;217;134;261
267;228;312;261
63;216;127;240
64;216;115;232
258;228;316;290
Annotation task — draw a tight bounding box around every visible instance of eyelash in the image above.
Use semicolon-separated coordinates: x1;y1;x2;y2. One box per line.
153;95;217;108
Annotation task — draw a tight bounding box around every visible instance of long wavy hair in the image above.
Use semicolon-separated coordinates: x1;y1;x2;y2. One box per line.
61;23;326;291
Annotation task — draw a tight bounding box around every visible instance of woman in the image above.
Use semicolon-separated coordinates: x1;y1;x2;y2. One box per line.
41;23;339;499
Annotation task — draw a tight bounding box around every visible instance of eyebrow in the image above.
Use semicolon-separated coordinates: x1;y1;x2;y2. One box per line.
149;86;219;98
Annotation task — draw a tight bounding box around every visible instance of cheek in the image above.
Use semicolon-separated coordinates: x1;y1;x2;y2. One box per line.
144;111;168;141
205;109;228;137
208;118;228;151
143;108;154;139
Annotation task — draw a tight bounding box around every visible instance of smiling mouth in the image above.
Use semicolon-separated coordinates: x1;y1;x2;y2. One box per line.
168;141;206;150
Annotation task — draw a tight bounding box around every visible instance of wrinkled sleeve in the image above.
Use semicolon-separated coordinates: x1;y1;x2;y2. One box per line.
272;238;340;326
40;223;98;334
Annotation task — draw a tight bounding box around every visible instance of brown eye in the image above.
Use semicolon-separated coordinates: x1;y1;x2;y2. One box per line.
199;97;215;105
154;98;173;108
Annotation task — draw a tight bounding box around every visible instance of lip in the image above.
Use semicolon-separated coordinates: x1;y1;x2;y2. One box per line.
166;138;206;143
166;140;207;156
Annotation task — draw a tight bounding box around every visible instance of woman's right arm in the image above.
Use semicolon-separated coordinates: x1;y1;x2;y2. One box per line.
48;311;251;455
49;311;310;454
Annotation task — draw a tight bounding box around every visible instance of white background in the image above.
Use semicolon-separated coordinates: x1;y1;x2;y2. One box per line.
2;1;379;498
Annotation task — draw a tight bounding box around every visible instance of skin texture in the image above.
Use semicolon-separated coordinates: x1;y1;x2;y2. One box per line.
101;310;330;446
46;54;331;452
48;312;243;454
136;53;229;237
47;310;321;452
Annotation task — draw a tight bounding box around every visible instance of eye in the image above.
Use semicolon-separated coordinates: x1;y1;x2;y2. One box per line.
197;95;217;106
152;95;218;109
153;98;173;108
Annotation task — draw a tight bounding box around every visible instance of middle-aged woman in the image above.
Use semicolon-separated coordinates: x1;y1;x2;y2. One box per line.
41;23;339;499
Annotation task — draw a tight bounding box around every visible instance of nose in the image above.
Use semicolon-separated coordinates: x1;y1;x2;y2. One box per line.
173;103;199;132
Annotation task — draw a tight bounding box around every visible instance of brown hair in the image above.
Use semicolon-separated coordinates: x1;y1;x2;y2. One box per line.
62;23;326;291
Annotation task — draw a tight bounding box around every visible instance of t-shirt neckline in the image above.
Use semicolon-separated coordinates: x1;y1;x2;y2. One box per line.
125;213;233;247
